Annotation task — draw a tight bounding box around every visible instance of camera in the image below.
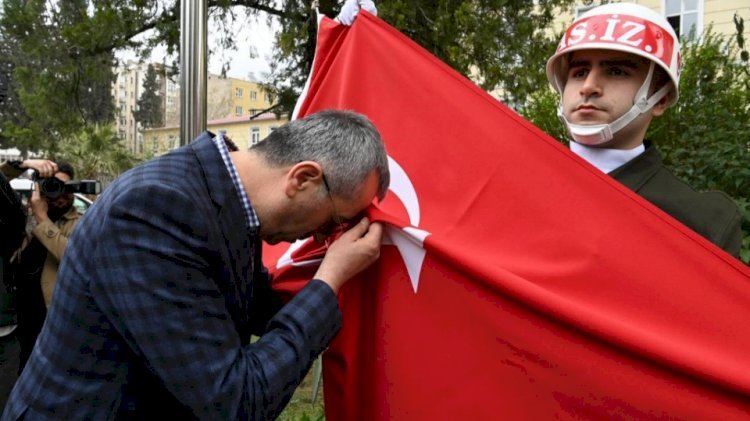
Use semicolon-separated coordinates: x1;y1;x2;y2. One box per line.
32;172;101;199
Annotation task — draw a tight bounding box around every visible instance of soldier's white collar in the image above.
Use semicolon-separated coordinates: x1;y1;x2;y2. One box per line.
570;142;645;174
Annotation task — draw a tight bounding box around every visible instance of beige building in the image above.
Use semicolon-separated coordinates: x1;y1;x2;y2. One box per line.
206;74;274;121
112;61;179;155
141;112;289;156
114;64;275;156
557;1;750;40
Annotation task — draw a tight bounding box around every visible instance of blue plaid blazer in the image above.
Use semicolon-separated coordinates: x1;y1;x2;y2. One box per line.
3;134;342;420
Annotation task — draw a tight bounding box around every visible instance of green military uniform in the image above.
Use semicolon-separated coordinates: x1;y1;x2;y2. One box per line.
609;143;742;257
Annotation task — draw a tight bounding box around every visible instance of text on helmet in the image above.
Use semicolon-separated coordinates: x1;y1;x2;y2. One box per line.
557;13;676;70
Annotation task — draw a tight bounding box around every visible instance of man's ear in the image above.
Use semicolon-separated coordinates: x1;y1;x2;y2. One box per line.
651;95;670;117
284;161;323;197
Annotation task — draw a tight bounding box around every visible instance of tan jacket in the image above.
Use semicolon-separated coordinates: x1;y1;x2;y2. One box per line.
20;207;81;306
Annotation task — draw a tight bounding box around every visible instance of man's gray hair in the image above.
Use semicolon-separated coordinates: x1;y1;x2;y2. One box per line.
252;109;390;200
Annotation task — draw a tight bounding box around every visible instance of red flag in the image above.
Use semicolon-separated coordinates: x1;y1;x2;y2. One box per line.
265;12;750;419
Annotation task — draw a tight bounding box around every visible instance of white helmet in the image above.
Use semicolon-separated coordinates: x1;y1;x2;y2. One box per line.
545;3;682;145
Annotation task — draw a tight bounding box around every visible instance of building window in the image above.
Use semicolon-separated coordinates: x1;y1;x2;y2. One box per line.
574;4;597;18
269;126;278;134
250;127;261;145
235;87;243;97
250;91;257;101
235;106;243;116
665;0;701;39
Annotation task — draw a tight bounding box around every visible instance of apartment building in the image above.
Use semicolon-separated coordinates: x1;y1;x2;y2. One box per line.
113;62;276;156
142;112;289;156
112;61;179;155
207;74;274;121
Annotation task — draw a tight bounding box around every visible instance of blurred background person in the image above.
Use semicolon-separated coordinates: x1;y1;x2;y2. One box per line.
7;161;81;374
0;158;61;406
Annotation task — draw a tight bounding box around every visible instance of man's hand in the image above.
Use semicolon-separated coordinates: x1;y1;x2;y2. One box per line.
314;218;383;294
30;184;50;223
335;0;377;26
21;159;57;178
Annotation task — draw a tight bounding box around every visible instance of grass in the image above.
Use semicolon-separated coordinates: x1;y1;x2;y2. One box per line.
277;368;325;421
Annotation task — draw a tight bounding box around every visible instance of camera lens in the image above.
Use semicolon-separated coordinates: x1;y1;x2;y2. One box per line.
40;177;66;199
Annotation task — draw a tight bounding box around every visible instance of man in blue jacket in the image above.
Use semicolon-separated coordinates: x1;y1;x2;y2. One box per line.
3;109;390;420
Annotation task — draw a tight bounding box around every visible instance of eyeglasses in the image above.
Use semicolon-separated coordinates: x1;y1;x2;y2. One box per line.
321;172;346;236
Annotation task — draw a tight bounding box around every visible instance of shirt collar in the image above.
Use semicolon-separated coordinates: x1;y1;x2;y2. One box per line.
212;133;260;229
570;142;646;174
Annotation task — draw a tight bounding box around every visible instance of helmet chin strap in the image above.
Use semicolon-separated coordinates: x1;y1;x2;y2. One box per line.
558;62;671;145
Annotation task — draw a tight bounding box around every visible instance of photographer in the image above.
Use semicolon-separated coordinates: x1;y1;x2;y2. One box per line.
1;159;59;328
8;161;81;372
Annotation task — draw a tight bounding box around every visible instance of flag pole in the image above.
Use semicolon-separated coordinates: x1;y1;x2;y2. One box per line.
179;0;208;145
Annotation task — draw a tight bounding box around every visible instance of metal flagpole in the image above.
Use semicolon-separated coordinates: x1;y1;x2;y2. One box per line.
179;0;208;145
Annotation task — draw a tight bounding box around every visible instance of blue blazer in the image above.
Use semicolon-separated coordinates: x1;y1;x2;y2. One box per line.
3;134;342;420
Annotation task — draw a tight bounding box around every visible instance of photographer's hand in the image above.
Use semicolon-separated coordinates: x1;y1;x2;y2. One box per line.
30;184;50;224
22;159;57;178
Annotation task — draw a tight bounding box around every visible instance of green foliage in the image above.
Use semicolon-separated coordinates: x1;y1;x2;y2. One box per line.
380;0;575;107
522;87;568;144
267;0;575;112
277;368;325;421
52;124;141;181
2;0;578;144
652;28;750;264
735;13;749;82
133;64;165;129
0;0;116;153
522;28;750;264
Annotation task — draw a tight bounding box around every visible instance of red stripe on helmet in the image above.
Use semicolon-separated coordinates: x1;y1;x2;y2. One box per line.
557;13;675;69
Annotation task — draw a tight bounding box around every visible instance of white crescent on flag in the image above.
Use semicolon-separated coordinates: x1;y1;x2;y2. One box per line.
381;156;431;293
283;26;433;292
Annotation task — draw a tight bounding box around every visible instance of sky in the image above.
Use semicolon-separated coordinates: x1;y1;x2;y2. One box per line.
204;16;280;81
115;14;279;83
0;0;278;81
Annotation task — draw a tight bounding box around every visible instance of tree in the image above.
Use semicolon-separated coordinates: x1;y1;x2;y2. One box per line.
522;28;750;264
133;64;165;129
0;0;115;153
53;124;140;182
2;0;578;153
0;30;36;155
735;12;750;88
269;0;575;111
0;36;8;105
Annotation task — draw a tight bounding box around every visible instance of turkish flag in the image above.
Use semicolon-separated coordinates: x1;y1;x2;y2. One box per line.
264;12;750;419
